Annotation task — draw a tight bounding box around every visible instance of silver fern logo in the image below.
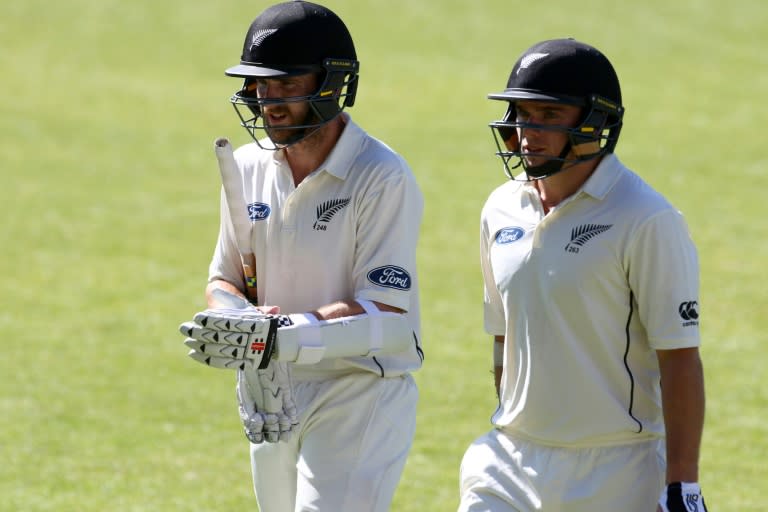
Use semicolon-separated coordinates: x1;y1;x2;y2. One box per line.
250;29;277;49
518;52;549;74
565;224;612;253
313;197;351;231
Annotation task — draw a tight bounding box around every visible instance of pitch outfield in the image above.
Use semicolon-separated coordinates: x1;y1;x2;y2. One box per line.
1;1;766;510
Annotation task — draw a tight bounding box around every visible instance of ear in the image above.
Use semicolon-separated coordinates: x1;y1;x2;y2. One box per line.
500;129;519;151
571;109;607;157
498;104;519;151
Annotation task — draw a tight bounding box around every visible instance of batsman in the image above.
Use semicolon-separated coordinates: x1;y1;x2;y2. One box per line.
178;2;424;511
458;38;709;511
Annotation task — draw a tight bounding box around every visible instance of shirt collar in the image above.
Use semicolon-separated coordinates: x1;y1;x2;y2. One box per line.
517;153;624;202
313;113;364;180
271;113;363;181
579;153;623;200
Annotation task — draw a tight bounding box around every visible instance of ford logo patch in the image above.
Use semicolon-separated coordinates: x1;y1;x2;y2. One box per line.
367;265;411;290
247;202;271;221
495;227;525;244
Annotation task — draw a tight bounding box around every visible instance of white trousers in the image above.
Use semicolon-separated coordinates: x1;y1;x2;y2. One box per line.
458;429;665;511
250;371;418;512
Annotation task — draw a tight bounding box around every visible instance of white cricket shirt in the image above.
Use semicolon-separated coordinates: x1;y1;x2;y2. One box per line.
209;115;424;377
481;154;700;447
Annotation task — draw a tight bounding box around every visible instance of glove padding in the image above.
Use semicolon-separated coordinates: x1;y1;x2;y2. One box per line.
238;363;298;443
180;303;298;443
180;308;292;370
658;482;708;512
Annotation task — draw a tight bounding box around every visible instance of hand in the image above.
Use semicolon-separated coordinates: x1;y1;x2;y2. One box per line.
259;363;299;442
179;308;280;370
237;361;299;444
180;301;299;443
658;482;708;511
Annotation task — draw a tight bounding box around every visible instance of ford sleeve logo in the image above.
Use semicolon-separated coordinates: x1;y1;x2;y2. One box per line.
495;227;525;244
366;265;411;290
247;202;271;221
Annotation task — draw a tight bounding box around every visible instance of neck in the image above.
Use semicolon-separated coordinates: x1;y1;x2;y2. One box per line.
534;157;600;213
285;116;346;186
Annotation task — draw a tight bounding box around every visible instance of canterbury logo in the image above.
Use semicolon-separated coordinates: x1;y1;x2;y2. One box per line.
686;493;702;510
250;29;277;49
313;197;351;231
679;301;700;326
564;224;612;253
518;52;549;74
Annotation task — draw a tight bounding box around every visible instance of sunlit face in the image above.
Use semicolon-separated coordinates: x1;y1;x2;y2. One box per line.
515;101;582;168
251;73;319;145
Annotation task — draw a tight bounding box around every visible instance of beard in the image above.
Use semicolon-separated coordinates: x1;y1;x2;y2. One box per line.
264;106;323;147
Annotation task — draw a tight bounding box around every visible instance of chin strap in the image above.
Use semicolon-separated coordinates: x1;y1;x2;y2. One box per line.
522;142;573;179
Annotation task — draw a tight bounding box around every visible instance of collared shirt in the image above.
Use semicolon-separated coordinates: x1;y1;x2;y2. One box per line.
481;154;700;446
209;115;424;377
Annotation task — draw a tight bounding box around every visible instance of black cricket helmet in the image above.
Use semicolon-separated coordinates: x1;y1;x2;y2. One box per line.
488;38;624;180
226;1;359;149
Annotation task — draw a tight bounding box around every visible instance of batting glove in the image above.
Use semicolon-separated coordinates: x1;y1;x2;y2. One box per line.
179;308;292;370
658;482;708;512
182;290;299;443
237;362;299;444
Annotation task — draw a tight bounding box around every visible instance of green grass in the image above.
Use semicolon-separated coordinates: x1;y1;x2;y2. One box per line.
2;0;766;510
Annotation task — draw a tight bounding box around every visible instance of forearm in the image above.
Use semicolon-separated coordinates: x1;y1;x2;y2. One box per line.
204;283;401;320
494;336;504;397
312;299;404;320
658;347;706;483
206;280;246;308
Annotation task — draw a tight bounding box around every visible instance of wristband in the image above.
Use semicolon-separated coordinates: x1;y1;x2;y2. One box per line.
658;482;708;512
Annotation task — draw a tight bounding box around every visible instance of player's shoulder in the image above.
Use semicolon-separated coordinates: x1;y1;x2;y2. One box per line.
608;157;680;216
345;126;418;190
358;132;411;174
599;156;694;241
233;141;271;164
489;178;525;198
483;179;526;212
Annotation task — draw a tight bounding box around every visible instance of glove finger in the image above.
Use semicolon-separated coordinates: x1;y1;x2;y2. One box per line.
242;413;266;444
257;368;283;412
278;414;293;434
263;413;280;443
237;373;266;444
179;321;198;337
186;348;255;371
274;363;297;418
283;396;298;419
185;338;270;364
183;325;259;347
245;429;265;444
194;308;270;333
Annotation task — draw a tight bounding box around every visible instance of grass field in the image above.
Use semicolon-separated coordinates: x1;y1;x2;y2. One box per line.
2;0;767;510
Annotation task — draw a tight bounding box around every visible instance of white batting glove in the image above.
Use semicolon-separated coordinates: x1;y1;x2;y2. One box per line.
257;362;299;442
658;482;709;512
180;293;299;443
236;364;298;444
236;377;266;444
179;308;291;370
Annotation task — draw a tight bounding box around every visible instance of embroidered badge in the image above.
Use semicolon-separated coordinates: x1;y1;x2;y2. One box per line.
313;197;351;231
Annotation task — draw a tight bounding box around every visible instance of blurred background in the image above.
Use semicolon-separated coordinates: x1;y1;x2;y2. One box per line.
1;1;766;509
